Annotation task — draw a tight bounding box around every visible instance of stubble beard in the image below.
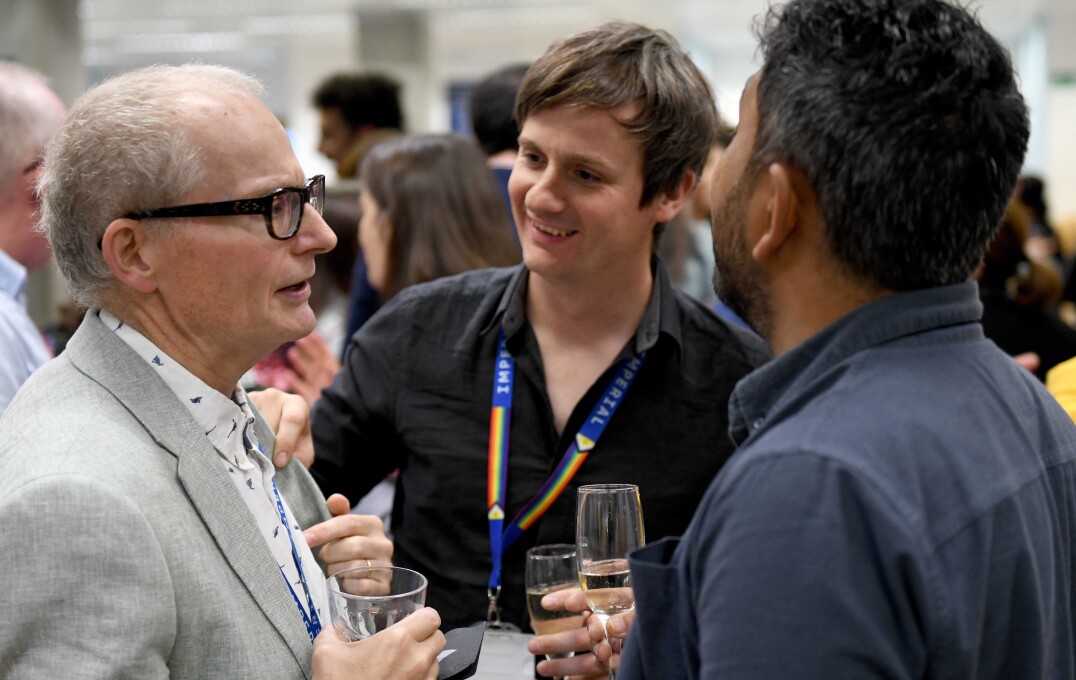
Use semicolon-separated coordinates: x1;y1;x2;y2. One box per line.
710;179;772;339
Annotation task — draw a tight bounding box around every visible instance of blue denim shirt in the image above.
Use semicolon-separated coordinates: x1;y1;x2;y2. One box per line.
621;282;1076;680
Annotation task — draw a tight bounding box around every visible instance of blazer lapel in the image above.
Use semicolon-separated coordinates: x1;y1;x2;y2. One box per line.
66;312;315;678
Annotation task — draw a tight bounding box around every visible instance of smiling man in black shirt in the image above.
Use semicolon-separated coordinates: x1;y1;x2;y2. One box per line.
287;22;769;632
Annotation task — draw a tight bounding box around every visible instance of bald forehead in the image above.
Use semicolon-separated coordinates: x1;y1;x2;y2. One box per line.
173;88;263;126
172;89;280;153
172;87;300;199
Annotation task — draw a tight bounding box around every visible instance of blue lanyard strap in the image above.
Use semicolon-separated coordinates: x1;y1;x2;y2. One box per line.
487;334;514;594
487;329;646;592
271;479;323;642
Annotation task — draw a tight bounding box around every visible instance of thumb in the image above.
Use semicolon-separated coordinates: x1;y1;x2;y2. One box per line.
398;607;442;640
326;493;351;517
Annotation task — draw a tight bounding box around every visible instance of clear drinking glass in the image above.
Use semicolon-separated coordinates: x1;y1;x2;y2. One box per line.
526;544;584;678
326;565;427;641
576;484;644;679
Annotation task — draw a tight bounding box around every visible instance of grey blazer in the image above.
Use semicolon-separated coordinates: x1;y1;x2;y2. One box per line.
0;312;332;679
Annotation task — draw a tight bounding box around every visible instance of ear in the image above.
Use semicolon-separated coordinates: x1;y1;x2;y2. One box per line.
752;162;803;262
100;218;159;295
651;170;698;224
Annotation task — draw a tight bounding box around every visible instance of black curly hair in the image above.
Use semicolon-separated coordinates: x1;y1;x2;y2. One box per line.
751;0;1029;290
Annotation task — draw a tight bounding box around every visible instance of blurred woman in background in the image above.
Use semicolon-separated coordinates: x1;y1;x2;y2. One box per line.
977;198;1076;381
358;133;520;299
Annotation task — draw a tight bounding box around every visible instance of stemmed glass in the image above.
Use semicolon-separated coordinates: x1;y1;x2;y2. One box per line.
526;544;584;679
575;484;644;680
325;565;427;641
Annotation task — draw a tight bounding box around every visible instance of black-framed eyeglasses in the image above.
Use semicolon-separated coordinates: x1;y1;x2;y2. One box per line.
124;175;325;240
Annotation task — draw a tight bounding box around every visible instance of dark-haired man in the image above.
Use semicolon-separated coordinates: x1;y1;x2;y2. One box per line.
601;0;1076;677
278;22;770;632
312;72;402;180
470;62;530;234
311;73;403;340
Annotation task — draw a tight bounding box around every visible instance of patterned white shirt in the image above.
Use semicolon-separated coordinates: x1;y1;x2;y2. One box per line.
100;309;328;637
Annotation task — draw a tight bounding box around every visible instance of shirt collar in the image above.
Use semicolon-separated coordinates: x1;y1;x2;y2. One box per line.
98;308;268;471
728;281;984;445
0;249;28;300
489;256;684;357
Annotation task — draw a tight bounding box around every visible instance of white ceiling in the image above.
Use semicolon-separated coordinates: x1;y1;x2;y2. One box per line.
77;0;1076;133
79;0;1071;69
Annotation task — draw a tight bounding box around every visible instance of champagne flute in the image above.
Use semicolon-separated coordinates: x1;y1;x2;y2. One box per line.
526;544;584;679
576;484;644;680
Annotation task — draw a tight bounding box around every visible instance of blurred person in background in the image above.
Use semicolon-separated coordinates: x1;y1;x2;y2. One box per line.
1022;173;1076;313
660;122;755;335
312;72;403;182
660;122;734;305
1017;175;1061;264
470;62;531;236
312;72;404;344
976;197;1076;381
311;191;361;355
357;133;521;300
0;61;65;416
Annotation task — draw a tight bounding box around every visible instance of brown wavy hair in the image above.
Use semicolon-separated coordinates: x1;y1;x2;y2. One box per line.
360;133;520;299
514;21;717;210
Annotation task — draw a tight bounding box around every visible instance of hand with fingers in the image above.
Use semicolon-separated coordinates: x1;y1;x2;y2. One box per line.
282;332;342;405
1013;352;1041;373
312;606;445;680
528;587;623;680
305;494;393;576
584;605;634;675
248;387;315;469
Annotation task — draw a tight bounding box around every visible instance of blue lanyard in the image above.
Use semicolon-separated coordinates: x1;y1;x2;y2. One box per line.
242;414;322;642
270;479;323;642
487;330;646;594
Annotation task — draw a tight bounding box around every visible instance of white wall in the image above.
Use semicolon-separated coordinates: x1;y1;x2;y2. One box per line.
1047;84;1076;232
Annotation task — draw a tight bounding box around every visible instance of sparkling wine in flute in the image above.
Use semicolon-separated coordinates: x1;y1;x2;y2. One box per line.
579;558;634;617
576;483;643;680
527;582;586;635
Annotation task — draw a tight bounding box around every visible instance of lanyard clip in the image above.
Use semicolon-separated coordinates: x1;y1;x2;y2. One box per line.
485;586;521;631
486;586;502;628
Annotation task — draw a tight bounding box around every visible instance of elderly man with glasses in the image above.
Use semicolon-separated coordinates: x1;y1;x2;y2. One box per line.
0;64;444;680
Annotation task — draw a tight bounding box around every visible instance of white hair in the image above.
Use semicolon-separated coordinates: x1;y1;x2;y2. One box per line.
38;64;265;309
0;62;64;192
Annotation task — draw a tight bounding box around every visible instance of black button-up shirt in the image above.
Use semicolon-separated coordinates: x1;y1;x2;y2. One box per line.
310;260;770;629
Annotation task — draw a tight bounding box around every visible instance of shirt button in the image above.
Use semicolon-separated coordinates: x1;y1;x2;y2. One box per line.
752;418;764;430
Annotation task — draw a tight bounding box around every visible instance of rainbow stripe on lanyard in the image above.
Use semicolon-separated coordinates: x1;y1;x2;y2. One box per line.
486;329;645;624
